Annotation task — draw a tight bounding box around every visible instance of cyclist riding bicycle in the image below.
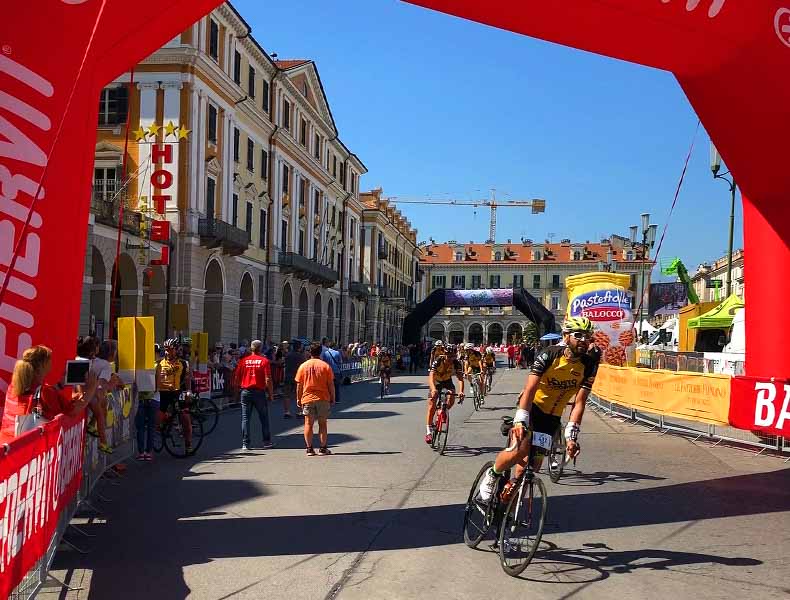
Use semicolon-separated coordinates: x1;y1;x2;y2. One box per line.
477;317;599;501
378;347;393;388
464;343;485;396
156;338;194;453
426;344;465;443
429;340;446;366
483;347;496;372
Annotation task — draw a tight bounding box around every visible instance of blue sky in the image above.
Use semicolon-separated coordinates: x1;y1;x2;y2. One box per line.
234;0;742;279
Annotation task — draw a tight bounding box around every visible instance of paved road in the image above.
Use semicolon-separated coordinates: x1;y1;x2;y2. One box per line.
51;361;790;600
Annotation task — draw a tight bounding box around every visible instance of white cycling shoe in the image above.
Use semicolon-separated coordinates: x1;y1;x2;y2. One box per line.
477;468;498;503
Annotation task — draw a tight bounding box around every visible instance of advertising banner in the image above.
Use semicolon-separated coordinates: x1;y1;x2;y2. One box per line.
444;289;513;307
0;413;86;599
729;376;790;437
649;282;688;317
593;364;731;425
566;273;635;366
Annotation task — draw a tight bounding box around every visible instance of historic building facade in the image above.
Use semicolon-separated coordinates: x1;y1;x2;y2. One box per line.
82;2;396;347
419;236;653;344
691;249;745;303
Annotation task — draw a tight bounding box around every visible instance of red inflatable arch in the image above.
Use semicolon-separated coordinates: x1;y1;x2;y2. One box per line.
1;1;787;400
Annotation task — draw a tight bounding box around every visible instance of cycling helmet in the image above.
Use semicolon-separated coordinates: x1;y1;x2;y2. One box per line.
163;338;178;348
182;336;193;345
434;340;444;347
562;317;593;333
381;347;389;353
464;342;474;350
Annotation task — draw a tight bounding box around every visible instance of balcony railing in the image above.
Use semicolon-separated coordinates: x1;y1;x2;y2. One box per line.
349;281;372;299
198;217;250;256
90;183;145;236
278;252;338;287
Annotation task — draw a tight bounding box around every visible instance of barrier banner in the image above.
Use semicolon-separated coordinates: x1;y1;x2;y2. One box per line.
192;371;210;394
0;413;86;598
729;376;790;437
593;365;730;425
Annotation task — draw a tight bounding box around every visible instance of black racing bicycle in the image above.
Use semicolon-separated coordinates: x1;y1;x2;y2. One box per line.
463;416;548;577
153;393;205;457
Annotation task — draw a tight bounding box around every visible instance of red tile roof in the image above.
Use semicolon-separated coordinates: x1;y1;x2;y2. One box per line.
420;242;649;264
274;59;311;69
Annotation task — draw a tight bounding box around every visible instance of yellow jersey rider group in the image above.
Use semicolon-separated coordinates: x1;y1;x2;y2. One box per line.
462;343;487;400
425;343;465;443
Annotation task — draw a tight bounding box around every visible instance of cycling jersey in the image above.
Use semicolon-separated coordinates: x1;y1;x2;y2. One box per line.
531;346;598;416
483;354;495;366
466;351;482;369
430;356;463;382
379;355;392;369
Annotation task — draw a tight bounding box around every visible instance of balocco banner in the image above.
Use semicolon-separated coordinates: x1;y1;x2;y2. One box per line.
593;364;731;425
444;289;513;307
0;413;86;598
729;376;790;437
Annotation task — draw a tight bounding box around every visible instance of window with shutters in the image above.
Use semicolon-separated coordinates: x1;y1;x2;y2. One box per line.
533;274;541;289
262;80;270;112
298;229;305;256
552;274;561;289
281;219;288;250
259;209;267;248
513;275;524;288
260;149;268;179
206;177;216;220
233;50;241;84
233;128;240;162
432;275;446;289
471;275;482;289
97;87;128;126
314;133;320;159
209;19;219;60
300;119;307;146
451;275;465;289
282;164;289;194
490;275;501;288
283;100;291;129
207;104;218;143
246;138;254;172
551;296;560;311
246;202;253;235
332;155;337;177
248;65;255;98
232;193;239;227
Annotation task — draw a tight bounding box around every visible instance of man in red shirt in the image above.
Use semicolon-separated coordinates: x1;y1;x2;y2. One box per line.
234;340;275;451
507;344;516;369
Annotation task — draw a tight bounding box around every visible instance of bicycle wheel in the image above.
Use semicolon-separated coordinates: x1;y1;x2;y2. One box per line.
152;424;164;453
380;376;385;400
431;407;443;450
194;397;219;436
438;408;450;455
164;412;205;458
463;461;496;548
548;429;566;483
498;475;548;577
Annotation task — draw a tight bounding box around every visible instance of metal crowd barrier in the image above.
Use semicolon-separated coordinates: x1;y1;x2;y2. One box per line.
588;393;789;457
9;386;138;600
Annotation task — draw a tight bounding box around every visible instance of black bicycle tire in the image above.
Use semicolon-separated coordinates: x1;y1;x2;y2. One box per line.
439;409;450;455
152;424;165;453
380;376;385;400
498;475;548;577
549;430;566;483
196;398;220;436
164;413;204;458
463;461;495;548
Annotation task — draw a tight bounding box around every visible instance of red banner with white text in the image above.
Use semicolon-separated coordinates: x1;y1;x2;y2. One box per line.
0;413;86;598
729;376;790;438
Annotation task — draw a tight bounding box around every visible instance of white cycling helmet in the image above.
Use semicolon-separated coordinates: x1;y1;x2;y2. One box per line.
486;347;494;354
465;342;474;350
434;340;444;347
381;347;389;353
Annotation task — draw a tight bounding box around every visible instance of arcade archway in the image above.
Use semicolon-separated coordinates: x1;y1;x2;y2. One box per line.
203;259;224;346
468;323;484;345
487;323;503;345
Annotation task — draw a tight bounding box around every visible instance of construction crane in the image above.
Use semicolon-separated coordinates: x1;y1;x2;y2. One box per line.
389;190;546;243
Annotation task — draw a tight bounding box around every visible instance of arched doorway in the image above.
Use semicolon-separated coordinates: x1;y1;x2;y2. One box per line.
313;292;322;341
298;287;309;338
429;323;445;341
327;298;335;342
487;322;504;345
448;322;464;345
239;272;254;345
468;322;484;345
89;246;108;338
280;283;293;342
110;253;138;337
506;322;523;345
141;265;166;343
203;259;224;346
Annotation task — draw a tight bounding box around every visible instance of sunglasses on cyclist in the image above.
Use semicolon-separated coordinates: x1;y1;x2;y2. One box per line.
568;331;592;341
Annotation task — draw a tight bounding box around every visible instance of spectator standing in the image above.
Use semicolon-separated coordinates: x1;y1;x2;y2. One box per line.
507;344;516;368
295;343;336;456
235;340;275;450
282;341;305;419
91;340;123;454
1;345;95;442
409;344;419;374
320;338;343;404
135;391;157;461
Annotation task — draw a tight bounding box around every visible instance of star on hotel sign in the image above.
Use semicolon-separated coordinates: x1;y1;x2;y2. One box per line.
134;121;191;141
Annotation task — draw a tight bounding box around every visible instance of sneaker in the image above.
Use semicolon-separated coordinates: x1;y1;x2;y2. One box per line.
306;447;316;456
98;442;113;455
318;447;332;456
261;441;274;449
477;468;499;503
424;432;433;444
550;460;560;471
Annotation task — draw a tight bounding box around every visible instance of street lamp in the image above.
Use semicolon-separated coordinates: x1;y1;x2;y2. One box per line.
710;141;737;297
631;215;658;338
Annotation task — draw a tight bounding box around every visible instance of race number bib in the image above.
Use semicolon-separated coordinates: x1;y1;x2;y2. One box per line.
531;431;553;450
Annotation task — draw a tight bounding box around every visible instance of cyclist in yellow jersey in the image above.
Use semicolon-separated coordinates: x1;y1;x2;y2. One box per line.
426;344;465;443
477;317;598;501
463;343;486;398
378;347;393;387
429;340;446;366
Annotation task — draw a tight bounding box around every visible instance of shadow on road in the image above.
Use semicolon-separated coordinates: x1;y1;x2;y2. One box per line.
54;465;790;599
554;471;667;487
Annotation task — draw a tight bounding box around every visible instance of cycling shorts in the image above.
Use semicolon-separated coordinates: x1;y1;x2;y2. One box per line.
158;390;180;414
434;379;456;394
530;405;561;456
380;367;392;377
469;366;481;375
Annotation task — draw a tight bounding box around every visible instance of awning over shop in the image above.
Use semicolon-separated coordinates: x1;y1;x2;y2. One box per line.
688;295;744;329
